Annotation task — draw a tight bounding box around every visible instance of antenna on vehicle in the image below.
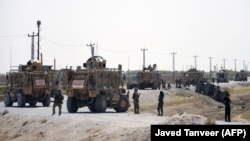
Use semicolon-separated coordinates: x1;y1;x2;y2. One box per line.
96;40;98;56
86;43;95;68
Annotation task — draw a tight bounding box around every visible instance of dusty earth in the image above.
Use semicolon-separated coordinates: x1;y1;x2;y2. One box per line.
0;81;250;141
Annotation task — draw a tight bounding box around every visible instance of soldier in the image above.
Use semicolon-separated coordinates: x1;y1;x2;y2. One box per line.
157;91;165;116
167;83;171;90
162;80;166;90
212;77;215;84
52;89;64;116
132;88;140;114
223;93;231;122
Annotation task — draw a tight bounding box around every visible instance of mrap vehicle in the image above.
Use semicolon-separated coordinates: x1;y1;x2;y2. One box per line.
216;69;229;83
3;21;58;107
234;70;248;81
137;64;161;89
61;45;130;113
4;60;56;107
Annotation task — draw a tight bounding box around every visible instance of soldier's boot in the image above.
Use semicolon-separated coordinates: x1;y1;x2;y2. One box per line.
59;112;61;116
52;112;55;116
157;109;160;116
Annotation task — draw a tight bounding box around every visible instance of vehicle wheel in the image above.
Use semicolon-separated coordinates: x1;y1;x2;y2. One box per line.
114;95;130;112
42;94;50;107
94;95;107;113
17;93;26;107
29;101;37;107
88;105;96;112
67;97;78;113
4;93;13;107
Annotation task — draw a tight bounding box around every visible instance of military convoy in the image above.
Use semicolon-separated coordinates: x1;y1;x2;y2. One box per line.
61;45;130;113
235;70;248;81
3;21;249;115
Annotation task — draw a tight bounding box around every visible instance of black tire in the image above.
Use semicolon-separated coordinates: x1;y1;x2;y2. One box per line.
42;94;51;107
17;93;26;107
67;97;78;113
29;101;37;107
88;105;96;112
4;93;13;107
94;95;107;113
114;95;130;112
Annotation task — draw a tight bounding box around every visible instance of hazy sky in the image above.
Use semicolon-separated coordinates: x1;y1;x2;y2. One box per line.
0;0;250;74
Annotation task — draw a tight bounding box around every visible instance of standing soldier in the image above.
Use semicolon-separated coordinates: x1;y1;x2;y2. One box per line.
132;88;140;114
52;88;64;116
212;77;215;84
52;80;64;116
167;83;171;90
162;80;166;90
223;93;231;122
157;91;165;116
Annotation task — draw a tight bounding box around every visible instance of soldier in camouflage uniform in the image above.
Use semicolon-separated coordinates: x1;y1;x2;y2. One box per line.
52;90;64;116
132;88;140;114
52;81;64;116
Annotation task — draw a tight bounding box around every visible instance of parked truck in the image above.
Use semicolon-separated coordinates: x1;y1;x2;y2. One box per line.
179;68;204;87
4;60;56;107
234;70;248;81
137;64;161;89
216;69;229;83
61;45;130;113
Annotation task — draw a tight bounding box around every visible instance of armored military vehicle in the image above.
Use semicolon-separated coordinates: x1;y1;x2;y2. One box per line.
137;64;161;89
3;60;56;107
234;70;248;81
61;45;130;113
126;74;138;89
3;21;57;107
180;68;204;87
195;79;229;102
216;69;229;83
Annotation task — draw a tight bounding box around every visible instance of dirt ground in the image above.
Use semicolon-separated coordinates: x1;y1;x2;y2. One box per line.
0;81;250;141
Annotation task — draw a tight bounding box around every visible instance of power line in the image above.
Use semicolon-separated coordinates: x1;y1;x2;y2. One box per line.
0;34;26;38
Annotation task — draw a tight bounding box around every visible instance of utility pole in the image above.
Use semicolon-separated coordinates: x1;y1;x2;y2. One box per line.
234;59;237;72
37;20;41;60
28;32;37;61
243;60;245;70
141;48;148;69
171;52;177;81
209;57;212;79
54;58;56;70
193;55;198;69
223;58;226;69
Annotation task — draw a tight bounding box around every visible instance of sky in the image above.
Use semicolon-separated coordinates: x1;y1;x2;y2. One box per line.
0;0;250;74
